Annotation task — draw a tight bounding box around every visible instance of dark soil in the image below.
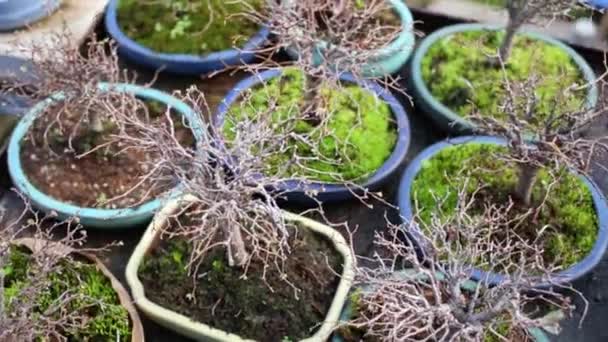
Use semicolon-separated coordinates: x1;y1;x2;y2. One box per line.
139;224;343;341
20;99;194;209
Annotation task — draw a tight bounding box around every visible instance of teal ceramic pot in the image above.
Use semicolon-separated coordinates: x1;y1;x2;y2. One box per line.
0;0;61;31
409;23;598;134
285;0;415;77
332;269;552;342
7;83;205;229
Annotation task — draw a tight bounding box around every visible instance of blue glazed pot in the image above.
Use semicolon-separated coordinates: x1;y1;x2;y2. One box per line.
332;269;551;342
214;68;411;204
104;0;270;75
285;0;415;77
397;136;608;288
409;23;598;134
0;0;61;31
7;83;205;229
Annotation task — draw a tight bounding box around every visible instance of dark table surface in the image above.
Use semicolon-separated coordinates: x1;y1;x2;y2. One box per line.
1;9;608;342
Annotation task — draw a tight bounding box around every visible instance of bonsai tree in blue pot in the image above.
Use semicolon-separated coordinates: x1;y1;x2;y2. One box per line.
410;0;597;133
0;0;61;31
2;33;204;228
335;196;580;341
262;0;415;78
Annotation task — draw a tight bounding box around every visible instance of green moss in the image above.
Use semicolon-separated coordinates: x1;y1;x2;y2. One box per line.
223;67;398;182
3;246;131;340
117;0;263;54
411;143;598;269
421;30;586;126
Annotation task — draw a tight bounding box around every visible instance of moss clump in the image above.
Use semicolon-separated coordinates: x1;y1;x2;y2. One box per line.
2;246;131;340
421;30;586;126
223;67;398;183
117;0;263;54
411;143;597;269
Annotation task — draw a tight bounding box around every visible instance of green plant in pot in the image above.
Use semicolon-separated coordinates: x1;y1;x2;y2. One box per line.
118;89;355;341
337;191;579;341
2;33;200;228
403;73;608;286
0;203;144;340
411;0;597;132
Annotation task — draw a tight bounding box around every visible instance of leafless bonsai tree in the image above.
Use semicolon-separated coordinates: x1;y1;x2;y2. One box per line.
0;198;119;340
468;68;607;207
499;0;578;62
343;185;582;341
1;31;145;155
245;0;407;118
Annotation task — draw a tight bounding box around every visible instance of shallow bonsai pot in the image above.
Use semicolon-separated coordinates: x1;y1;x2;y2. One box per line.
13;237;144;341
409;23;599;133
397;136;608;288
125;194;356;342
332;269;551;342
7;83;205;229
104;0;270;75
0;0;61;31
214;68;411;204
285;0;415;77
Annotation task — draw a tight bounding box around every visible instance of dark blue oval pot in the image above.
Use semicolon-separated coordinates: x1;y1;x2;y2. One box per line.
0;0;61;31
7;83;205;229
332;269;551;342
397;136;608;288
410;23;598;134
104;0;270;75
214;68;411;204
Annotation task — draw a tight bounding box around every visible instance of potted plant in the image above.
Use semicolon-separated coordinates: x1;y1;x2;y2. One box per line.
104;0;270;75
3;34;204;228
215;66;410;203
398;75;608;286
334;199;579;341
118;90;355;340
0;204;144;340
410;0;598;133
0;0;61;31
265;0;416;77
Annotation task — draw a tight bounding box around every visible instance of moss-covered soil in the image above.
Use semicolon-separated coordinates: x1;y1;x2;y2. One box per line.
139;223;342;341
421;30;587;126
223;67;398;183
20;99;194;209
117;0;263;55
3;246;131;340
411;143;598;270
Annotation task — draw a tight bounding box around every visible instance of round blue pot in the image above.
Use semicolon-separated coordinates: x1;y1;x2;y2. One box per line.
285;0;415;77
214;68;411;204
0;0;61;31
332;269;551;342
7;83;205;229
0;55;38;116
397;136;608;288
410;23;598;134
104;0;270;75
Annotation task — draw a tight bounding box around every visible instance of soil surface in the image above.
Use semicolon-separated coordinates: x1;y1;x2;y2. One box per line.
20;99;194;209
139;223;342;341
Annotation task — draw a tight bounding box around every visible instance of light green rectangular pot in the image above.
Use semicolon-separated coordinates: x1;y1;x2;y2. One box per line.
125;194;356;341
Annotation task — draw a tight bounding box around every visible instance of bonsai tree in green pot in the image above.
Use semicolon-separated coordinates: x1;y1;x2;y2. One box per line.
116;89;355;341
2;33;202;228
338;188;580;341
0;200;144;340
411;0;597;132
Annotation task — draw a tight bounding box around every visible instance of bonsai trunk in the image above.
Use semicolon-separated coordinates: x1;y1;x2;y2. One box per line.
228;226;249;267
515;163;539;207
497;24;518;64
90;112;104;133
301;74;324;125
